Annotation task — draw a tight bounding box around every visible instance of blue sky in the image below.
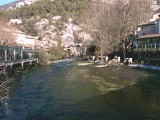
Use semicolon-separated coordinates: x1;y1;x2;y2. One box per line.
0;0;18;6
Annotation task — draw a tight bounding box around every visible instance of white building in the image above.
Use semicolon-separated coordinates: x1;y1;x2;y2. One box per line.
12;30;36;49
17;35;36;48
136;13;160;37
137;22;157;37
134;13;160;51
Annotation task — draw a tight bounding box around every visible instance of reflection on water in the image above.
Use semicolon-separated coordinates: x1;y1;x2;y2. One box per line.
0;59;160;120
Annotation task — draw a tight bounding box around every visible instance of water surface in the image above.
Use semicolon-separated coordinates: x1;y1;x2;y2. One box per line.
0;59;160;120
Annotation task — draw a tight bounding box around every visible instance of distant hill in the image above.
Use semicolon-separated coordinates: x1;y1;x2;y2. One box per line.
0;0;38;10
0;0;21;10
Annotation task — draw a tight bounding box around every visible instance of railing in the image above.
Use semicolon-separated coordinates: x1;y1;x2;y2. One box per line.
0;46;37;62
0;46;38;68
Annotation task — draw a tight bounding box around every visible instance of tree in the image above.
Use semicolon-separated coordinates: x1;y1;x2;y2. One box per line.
156;0;160;5
81;0;153;60
18;20;38;36
0;12;16;46
0;67;12;104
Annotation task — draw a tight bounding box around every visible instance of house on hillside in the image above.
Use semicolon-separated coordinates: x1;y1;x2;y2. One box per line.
11;29;37;49
0;27;37;49
134;13;160;64
16;32;37;49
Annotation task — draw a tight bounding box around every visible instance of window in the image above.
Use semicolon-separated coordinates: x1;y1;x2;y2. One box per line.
141;27;143;30
156;42;160;48
152;43;155;48
146;43;151;48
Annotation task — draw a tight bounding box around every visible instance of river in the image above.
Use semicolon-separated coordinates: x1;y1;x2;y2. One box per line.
0;59;160;120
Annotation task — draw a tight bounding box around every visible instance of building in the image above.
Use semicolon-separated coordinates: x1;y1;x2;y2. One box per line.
16;32;37;49
134;14;160;50
133;13;160;64
0;26;37;49
10;29;36;49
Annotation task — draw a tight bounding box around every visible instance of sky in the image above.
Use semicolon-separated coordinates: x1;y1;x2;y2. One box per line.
0;0;18;6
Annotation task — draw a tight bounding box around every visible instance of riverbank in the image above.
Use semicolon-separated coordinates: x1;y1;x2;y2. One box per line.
129;64;160;70
51;58;76;63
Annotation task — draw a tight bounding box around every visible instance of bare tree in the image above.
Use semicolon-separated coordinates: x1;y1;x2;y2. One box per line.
0;12;16;46
81;0;153;59
0;12;16;106
0;67;12;107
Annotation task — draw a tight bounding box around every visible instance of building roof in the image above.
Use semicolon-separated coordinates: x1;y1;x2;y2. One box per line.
138;22;156;27
139;34;160;39
25;35;36;39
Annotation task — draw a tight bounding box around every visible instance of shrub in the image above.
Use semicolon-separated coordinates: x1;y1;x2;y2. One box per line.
37;49;50;65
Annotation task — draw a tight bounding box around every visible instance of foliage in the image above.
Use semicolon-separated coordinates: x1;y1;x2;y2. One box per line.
49;47;66;60
4;0;90;36
49;35;66;60
6;0;90;20
17;19;38;36
37;49;50;65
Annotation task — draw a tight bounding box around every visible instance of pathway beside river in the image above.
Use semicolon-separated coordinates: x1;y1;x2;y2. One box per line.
0;59;160;120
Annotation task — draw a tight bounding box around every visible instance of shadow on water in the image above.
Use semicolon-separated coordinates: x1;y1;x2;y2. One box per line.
76;69;160;120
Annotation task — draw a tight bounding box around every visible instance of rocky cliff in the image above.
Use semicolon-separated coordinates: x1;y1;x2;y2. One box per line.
2;0;92;56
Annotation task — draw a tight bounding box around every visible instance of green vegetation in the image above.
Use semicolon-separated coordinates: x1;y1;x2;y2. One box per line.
37;49;50;65
2;0;90;36
48;35;66;60
49;47;66;60
20;19;39;36
36;35;66;64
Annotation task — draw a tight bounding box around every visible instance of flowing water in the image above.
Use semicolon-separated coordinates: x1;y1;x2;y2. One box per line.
0;59;160;120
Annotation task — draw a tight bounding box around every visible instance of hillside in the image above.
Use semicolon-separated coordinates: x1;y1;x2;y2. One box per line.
1;0;160;57
0;0;91;51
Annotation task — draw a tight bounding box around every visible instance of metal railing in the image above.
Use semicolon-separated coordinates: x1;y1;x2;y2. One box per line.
0;46;37;63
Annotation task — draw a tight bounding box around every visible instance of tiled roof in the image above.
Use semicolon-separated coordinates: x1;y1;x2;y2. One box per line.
139;34;160;39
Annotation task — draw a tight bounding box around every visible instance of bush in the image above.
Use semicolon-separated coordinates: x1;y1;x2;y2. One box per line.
37;49;50;65
48;47;66;60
